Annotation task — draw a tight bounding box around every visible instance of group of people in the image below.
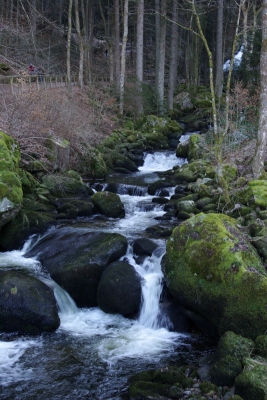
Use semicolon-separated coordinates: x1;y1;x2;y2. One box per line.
28;63;45;81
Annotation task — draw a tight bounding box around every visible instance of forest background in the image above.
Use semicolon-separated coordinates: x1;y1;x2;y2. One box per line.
0;0;265;182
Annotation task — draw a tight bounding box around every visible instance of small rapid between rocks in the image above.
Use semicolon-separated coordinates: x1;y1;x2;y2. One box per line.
0;148;213;399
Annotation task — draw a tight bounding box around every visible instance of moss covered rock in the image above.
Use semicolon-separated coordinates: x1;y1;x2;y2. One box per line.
210;355;242;387
92;191;125;218
0;132;23;228
235;364;267;400
162;213;267;339
214;331;254;361
41;173;92;198
0;271;60;333
255;335;267;358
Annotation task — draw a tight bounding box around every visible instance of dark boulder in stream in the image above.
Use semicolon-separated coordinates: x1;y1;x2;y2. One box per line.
25;229;128;307
97;261;142;316
92;191;125;218
0;271;60;333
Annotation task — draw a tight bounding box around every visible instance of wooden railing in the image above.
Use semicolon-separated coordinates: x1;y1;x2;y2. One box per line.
0;74;78;93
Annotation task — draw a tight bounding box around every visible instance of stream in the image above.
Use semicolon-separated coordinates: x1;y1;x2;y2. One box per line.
0;147;214;399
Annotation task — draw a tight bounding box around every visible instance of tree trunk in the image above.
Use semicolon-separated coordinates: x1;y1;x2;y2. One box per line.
215;0;224;98
155;0;160;86
75;0;84;89
167;0;178;110
67;0;73;90
136;0;144;114
252;0;267;178
157;0;166;115
115;0;121;92
119;0;129;114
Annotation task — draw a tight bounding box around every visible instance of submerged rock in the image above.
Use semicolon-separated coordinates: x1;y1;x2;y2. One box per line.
25;229;128;307
0;271;60;333
97;261;142;316
162;213;267;339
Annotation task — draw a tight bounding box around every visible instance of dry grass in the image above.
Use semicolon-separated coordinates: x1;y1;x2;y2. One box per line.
0;83;119;171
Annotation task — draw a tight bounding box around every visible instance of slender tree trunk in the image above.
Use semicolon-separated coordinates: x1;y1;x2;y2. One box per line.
115;0;120;92
168;0;178;110
252;0;267;178
136;0;144;114
67;0;73;90
119;0;129;114
215;0;224;98
155;0;160;86
157;0;166;115
75;0;84;89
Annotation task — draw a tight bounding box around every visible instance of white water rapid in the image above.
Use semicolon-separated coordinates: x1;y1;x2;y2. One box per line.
0;149;204;399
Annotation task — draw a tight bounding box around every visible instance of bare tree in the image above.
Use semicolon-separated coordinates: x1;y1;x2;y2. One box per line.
156;0;166;115
215;0;224;98
136;0;144;114
168;0;178;110
252;0;267;178
67;0;73;89
119;0;129;114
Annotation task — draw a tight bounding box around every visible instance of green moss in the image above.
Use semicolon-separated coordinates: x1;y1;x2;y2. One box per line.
163;213;267;339
235;364;267;400
249;180;267;208
223;164;237;183
210;355;243;387
255;335;267;358
199;381;218;395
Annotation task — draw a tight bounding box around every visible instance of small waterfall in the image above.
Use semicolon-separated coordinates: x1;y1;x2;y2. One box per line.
0;236;78;316
123;244;166;329
139;151;185;173
39;277;78;315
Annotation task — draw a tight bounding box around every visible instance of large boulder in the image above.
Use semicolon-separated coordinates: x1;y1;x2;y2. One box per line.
0;132;23;229
25;228;128;307
41;172;93;198
0;271;60;333
92;191;125;218
97;261;142;316
162;213;267;339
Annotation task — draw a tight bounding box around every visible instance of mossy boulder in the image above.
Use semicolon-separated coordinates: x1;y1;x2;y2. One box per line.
41;173;92;198
235;364;267;400
0;132;23;228
0;209;57;251
92;191;125;218
162;213;267;339
255;335;267;358
223;164;238;183
176;140;189;158
25;229;128;307
210;355;242;387
176;200;197;214
248;180;267;208
148;180;172;195
188;134;204;161
0;271;60;333
97;261;142;316
214;331;254;361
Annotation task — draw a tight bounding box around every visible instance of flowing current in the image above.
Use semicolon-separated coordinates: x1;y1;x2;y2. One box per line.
0;150;210;399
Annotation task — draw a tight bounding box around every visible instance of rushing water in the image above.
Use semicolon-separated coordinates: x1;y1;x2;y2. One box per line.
0;149;213;400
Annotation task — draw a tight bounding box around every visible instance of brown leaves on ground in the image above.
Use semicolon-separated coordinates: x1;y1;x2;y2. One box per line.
0;84;119;171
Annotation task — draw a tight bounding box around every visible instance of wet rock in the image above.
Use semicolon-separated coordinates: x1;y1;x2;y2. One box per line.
0;271;60;333
235;364;267;400
214;331;255;361
97;261;142;316
133;238;158;257
25;229;128;307
210;356;242;387
92;191;125;218
162;213;267;339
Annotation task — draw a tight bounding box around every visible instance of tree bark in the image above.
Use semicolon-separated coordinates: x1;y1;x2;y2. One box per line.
252;0;267;178
157;0;166;115
168;0;178;110
75;0;84;89
136;0;144;114
215;0;224;98
115;0;121;92
155;0;160;87
119;0;129;114
67;0;73;90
